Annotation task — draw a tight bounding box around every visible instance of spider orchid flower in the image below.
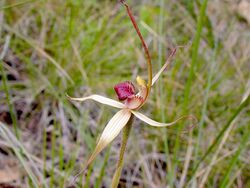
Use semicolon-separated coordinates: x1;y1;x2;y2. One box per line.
67;0;196;178
67;48;195;168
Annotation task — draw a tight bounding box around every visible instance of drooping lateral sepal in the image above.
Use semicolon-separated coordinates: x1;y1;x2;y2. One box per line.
85;109;132;167
131;110;197;128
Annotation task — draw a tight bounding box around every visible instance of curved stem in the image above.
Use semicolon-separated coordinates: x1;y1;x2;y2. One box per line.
121;1;152;90
111;115;133;188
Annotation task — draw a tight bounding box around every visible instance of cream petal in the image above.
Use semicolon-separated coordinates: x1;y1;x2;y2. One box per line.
152;48;177;86
131;110;197;127
66;94;126;109
86;109;132;167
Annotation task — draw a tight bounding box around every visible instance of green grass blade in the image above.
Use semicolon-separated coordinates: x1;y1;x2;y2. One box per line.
191;94;250;176
220;121;250;187
0;0;36;10
49;120;56;187
0;122;40;188
0;35;19;138
183;0;208;108
193;41;219;166
42;129;47;186
94;146;111;188
172;0;208;183
157;0;173;185
4;25;74;84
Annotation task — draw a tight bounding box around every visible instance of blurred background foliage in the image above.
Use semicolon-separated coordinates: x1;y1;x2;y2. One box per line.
0;0;249;187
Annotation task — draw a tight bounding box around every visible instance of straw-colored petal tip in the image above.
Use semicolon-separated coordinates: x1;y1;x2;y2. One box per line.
131;111;197;128
152;48;177;86
65;93;72;99
65;93;85;101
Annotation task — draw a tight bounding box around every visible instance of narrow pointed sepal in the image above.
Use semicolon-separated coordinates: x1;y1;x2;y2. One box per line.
86;109;132;167
152;48;177;86
131;111;197;127
66;94;126;108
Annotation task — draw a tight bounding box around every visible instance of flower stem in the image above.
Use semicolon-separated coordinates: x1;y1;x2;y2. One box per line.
111;115;133;188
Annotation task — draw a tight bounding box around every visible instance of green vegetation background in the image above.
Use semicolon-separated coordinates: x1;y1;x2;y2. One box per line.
0;0;249;187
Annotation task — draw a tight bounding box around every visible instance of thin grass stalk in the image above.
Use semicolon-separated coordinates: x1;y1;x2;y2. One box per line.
0;0;5;36
42;129;47;185
193;40;218;168
198;90;250;187
0;35;19;138
95;147;111;188
111;116;133;188
49;117;56;187
3;25;73;84
84;165;93;188
183;0;208;108
157;0;172;185
58;126;65;187
188;94;250;186
0;0;35;10
0;122;40;188
172;0;208;183
220;126;250;187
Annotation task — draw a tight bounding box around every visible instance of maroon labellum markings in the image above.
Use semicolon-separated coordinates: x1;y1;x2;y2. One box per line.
114;81;135;101
67;48;194;172
67;0;197;184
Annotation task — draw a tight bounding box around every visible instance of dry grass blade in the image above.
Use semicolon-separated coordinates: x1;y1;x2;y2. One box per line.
0;122;42;188
1;0;249;187
3;25;74;84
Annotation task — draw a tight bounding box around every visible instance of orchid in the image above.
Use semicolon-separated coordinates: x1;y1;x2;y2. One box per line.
68;1;196;186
